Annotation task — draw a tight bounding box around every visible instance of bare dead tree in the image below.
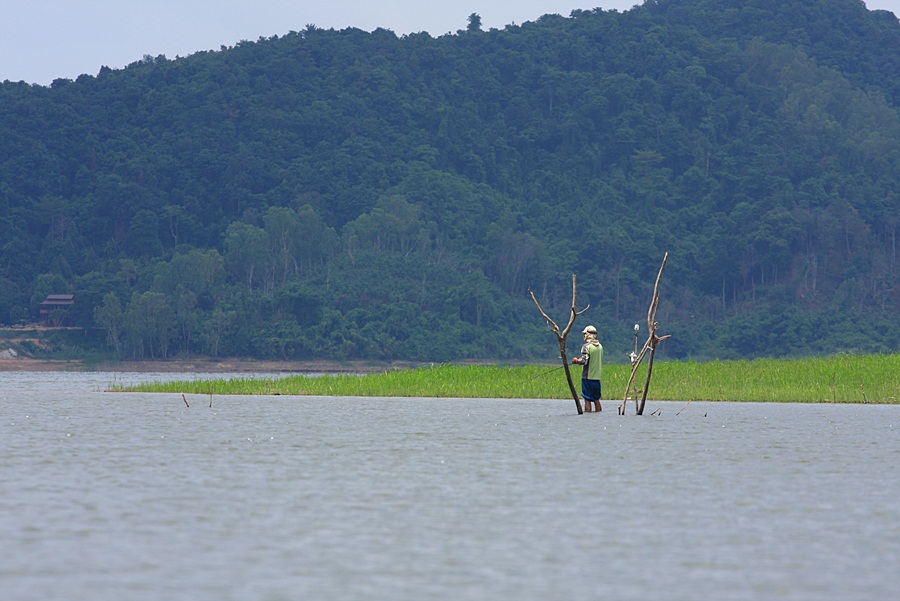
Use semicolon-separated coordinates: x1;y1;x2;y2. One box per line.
620;252;672;416
529;274;590;415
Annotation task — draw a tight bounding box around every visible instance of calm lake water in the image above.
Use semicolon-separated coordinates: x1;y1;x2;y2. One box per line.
2;372;898;601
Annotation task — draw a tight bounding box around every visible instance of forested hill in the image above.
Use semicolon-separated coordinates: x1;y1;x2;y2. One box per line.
1;0;898;362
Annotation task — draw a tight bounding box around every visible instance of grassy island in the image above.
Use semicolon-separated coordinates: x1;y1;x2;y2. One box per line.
116;353;899;403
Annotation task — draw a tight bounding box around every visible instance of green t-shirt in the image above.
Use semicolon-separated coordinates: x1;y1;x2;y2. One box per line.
581;342;603;381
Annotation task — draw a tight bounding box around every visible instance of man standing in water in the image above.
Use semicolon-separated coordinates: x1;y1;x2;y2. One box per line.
572;325;603;412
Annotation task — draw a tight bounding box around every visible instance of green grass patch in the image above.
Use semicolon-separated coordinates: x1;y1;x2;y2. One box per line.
116;353;899;403
648;353;898;403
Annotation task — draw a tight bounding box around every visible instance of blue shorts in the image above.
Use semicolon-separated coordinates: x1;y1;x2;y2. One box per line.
581;379;601;402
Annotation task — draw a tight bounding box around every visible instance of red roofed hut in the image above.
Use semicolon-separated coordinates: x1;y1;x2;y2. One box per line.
39;294;75;326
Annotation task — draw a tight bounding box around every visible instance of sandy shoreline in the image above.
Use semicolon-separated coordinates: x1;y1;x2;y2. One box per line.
0;357;420;374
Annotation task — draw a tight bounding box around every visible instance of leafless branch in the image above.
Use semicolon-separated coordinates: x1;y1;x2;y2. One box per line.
529;274;590;414
620;252;670;416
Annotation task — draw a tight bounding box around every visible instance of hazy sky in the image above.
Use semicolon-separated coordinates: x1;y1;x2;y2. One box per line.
2;0;898;85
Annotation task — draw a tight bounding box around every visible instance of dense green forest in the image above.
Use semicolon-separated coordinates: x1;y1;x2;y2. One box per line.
1;0;898;363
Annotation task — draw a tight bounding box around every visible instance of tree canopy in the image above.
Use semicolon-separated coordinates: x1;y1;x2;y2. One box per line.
1;0;898;362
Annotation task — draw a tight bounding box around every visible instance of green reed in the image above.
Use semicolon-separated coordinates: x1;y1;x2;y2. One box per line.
118;353;898;403
648;353;899;403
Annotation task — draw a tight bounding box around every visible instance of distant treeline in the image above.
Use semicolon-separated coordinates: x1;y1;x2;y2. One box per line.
1;0;898;362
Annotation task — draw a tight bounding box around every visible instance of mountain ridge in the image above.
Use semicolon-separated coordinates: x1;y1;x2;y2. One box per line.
1;0;897;361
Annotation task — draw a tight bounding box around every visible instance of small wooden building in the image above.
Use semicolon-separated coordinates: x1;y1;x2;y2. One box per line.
39;294;75;326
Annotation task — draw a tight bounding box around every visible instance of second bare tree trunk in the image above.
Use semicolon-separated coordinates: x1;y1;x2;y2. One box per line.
621;252;671;416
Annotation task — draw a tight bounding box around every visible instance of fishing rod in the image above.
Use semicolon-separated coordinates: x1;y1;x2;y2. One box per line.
529;358;567;379
629;323;640;364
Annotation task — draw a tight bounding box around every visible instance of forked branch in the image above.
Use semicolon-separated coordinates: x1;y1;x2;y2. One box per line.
620;252;671;415
529;274;590;415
